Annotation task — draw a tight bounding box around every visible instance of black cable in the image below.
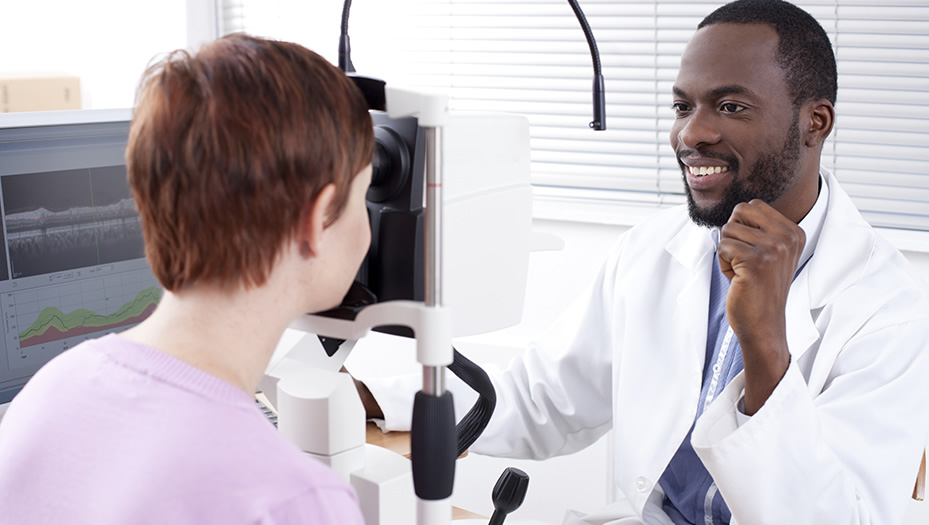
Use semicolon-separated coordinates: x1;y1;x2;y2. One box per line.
567;0;601;75
338;0;355;72
448;347;496;457
567;0;606;130
340;0;352;33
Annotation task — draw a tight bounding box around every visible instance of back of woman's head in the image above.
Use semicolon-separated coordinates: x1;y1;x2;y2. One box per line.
127;33;374;292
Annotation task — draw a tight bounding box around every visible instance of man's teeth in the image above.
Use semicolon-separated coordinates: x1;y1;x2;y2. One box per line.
689;166;729;177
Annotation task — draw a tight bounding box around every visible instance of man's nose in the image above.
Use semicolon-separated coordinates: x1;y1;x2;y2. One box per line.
675;109;722;150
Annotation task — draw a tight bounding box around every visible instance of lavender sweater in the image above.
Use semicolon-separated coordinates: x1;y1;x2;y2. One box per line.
0;334;364;525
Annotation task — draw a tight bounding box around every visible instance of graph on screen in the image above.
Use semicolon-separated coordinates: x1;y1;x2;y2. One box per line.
19;286;160;347
3;267;161;369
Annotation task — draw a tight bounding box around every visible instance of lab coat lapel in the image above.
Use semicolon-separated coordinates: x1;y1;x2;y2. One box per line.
784;268;819;362
786;169;874;362
806;169;875;310
666;222;715;407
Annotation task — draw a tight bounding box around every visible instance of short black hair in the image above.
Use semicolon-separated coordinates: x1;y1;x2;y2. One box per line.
698;0;837;107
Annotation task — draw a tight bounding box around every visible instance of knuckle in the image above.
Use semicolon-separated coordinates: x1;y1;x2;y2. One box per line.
760;247;779;264
773;242;790;258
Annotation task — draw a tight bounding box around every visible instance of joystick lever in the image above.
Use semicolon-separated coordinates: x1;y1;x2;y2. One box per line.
488;467;530;525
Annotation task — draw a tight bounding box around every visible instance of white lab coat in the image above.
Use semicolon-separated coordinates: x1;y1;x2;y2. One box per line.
367;169;929;525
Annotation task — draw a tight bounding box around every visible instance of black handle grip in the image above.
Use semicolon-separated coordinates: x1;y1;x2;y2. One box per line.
488;467;530;525
410;391;457;500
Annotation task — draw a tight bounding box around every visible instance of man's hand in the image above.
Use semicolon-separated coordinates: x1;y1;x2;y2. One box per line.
717;199;805;415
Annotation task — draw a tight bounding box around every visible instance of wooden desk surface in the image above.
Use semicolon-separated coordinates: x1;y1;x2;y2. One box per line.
453;507;487;520
365;421;411;458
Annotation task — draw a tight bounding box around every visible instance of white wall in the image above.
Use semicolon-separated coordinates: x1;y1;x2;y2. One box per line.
0;0;188;110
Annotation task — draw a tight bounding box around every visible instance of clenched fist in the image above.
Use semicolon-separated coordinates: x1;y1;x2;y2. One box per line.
718;199;805;415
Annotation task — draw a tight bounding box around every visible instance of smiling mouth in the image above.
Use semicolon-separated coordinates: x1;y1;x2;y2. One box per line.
687;166;729;177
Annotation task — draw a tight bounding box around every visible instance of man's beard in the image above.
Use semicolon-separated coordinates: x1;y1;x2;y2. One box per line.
681;113;801;229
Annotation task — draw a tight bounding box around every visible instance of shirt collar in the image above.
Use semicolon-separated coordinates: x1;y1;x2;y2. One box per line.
797;171;828;266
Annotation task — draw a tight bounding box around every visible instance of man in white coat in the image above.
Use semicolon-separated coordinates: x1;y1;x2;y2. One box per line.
360;1;929;523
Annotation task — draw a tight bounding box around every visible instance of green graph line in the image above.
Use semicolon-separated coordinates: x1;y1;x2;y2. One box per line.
19;286;162;342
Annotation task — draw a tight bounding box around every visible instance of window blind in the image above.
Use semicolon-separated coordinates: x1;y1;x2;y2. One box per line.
220;0;929;232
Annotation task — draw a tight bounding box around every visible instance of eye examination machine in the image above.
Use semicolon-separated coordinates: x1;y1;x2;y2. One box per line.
261;82;535;525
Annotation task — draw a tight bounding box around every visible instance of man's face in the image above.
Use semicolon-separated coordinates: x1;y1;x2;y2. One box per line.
670;23;804;228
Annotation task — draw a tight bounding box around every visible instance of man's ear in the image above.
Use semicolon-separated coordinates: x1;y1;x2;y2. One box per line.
300;183;337;259
804;98;835;148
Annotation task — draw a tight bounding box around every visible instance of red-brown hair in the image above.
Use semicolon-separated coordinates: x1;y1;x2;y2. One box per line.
127;34;374;291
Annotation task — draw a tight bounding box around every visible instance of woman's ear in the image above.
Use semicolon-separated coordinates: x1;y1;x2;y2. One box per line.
299;183;337;258
804;98;835;148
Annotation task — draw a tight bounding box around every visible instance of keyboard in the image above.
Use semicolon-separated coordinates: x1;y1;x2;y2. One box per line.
255;396;278;427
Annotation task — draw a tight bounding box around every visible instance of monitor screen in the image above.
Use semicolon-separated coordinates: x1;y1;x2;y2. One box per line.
0;109;161;414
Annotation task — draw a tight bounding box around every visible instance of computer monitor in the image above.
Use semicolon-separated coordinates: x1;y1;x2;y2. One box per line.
0;109;161;418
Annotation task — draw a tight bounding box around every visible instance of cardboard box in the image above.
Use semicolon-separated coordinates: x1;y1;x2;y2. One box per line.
0;75;81;113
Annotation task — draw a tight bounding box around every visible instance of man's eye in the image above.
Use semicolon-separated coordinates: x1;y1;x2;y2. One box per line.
720;102;744;113
672;102;690;114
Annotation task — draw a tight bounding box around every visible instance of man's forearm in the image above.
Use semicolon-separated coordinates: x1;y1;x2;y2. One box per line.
739;337;790;415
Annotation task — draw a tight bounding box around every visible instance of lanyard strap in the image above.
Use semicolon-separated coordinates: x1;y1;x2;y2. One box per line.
703;327;735;412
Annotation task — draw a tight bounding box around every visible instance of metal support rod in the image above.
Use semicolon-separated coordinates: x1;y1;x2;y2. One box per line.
423;366;446;396
411;123;455;524
423;126;445;397
424;126;443;309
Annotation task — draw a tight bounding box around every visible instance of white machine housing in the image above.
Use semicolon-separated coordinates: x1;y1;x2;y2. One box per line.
442;111;532;337
264;104;535;525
